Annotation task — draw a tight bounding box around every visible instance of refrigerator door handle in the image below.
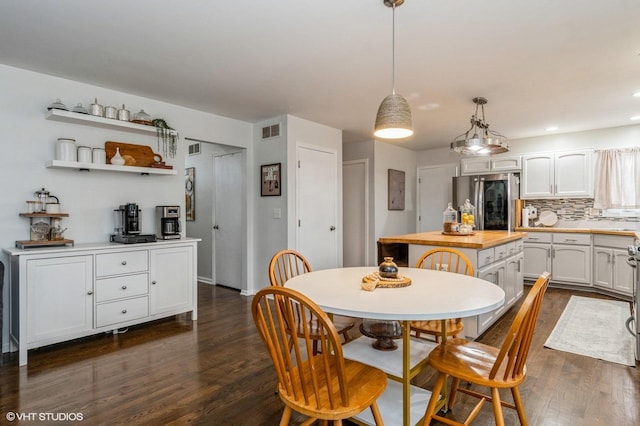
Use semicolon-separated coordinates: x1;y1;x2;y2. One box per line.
476;178;484;230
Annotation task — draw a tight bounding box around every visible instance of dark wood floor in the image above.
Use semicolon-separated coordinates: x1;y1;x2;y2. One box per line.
1;283;638;425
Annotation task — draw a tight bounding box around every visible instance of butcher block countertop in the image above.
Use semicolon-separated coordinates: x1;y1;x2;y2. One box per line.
515;227;639;237
378;230;527;249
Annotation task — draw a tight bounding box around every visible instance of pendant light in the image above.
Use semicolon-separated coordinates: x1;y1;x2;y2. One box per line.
374;0;413;139
451;97;508;155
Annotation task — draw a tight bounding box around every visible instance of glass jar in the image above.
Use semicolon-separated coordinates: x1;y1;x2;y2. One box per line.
443;202;458;233
460;199;476;230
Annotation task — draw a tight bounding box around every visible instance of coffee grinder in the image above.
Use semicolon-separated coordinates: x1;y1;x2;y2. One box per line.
111;203;156;244
156;205;181;239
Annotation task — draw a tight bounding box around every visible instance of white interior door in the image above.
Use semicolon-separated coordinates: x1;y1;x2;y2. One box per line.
297;146;338;270
417;164;459;232
343;159;368;267
213;151;245;290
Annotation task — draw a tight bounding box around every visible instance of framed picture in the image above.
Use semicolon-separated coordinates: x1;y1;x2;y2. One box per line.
185;167;195;221
261;163;281;196
388;169;405;210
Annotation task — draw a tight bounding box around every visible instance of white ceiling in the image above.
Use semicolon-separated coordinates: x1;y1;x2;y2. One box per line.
1;0;639;151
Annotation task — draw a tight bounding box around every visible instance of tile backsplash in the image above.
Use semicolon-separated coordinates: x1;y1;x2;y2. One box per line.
523;198;640;223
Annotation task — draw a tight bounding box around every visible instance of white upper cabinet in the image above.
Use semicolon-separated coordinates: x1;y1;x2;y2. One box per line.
460;155;521;175
521;149;593;199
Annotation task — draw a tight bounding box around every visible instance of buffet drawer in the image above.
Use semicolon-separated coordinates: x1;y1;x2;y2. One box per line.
96;273;148;303
552;233;590;245
96;296;149;328
96;250;148;277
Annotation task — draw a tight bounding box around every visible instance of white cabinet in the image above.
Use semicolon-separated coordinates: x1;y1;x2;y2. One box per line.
593;235;635;296
26;255;93;344
460;155;521;175
521;150;593;199
505;251;524;306
477;260;507;333
149;245;194;315
523;232;591;286
5;239;199;365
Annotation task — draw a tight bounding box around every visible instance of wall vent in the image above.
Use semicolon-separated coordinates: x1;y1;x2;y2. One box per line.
188;142;201;156
262;123;281;139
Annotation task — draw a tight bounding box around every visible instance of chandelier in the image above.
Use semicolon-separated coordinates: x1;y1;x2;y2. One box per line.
450;97;508;155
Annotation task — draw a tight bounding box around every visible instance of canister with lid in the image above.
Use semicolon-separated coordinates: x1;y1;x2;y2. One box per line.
77;146;92;163
92;147;106;164
55;138;77;162
443;202;458;233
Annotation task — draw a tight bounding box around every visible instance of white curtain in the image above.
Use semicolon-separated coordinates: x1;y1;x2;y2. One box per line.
593;147;640;209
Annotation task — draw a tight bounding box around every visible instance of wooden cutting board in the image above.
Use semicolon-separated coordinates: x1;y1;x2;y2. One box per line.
105;141;162;167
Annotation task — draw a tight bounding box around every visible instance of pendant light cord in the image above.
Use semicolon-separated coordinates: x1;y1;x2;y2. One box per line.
392;3;396;95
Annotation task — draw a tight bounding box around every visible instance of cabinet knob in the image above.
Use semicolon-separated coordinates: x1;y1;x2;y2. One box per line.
122;309;127;314
121;261;127;266
87;290;93;295
121;285;127;290
151;280;157;285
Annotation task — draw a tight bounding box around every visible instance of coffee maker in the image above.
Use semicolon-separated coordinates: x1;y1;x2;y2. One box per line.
156;206;181;239
111;203;157;244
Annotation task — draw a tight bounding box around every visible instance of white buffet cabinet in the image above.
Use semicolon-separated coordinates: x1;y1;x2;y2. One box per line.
4;238;199;366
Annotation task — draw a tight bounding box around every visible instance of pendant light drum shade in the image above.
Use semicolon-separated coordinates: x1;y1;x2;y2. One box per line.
374;93;413;139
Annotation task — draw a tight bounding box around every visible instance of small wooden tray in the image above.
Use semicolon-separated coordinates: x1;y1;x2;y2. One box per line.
15;239;74;249
362;272;411;289
441;231;476;236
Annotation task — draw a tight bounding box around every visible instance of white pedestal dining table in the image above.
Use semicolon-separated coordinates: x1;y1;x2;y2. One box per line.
285;266;505;426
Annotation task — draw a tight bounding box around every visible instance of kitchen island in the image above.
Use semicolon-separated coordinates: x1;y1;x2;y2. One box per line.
378;230;528;338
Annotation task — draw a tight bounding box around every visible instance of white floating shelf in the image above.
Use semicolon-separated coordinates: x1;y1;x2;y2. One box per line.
45;109;177;136
46;160;177;175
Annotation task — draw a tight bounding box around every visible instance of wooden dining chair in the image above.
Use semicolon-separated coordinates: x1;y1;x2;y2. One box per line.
410;248;475;342
252;286;387;425
269;249;354;353
421;272;551;426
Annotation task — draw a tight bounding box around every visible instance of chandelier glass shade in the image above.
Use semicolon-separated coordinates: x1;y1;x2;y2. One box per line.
451;97;508;155
374;0;413;139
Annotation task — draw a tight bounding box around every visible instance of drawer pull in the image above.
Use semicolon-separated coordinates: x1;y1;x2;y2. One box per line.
151;280;157;285
87;290;93;295
565;239;577;242
121;285;127;290
122;309;127;314
121;261;127;266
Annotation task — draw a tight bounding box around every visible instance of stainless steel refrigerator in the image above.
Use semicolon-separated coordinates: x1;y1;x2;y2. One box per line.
453;173;520;230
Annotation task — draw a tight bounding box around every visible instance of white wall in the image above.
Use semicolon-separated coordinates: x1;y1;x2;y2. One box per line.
373;140;418;243
0;64;251;352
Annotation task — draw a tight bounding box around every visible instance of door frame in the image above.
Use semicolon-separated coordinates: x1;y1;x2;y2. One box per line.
294;143;341;267
342;158;369;266
211;149;247;292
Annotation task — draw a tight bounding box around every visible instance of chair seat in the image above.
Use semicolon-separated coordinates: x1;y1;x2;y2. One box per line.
279;356;387;420
428;338;527;389
410;319;463;340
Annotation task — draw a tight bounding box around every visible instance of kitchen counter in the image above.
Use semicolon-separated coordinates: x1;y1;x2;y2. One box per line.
378;230;527;249
515;227;639;237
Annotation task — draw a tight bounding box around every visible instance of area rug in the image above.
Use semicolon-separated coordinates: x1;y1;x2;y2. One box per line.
544;296;635;366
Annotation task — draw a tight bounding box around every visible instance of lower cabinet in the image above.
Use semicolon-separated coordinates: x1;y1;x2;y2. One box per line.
26;255;93;344
150;246;193;315
6;239;199;366
523;232;591;286
593;235;635;297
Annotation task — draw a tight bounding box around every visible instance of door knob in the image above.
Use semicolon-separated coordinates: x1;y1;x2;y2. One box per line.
330;226;336;231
